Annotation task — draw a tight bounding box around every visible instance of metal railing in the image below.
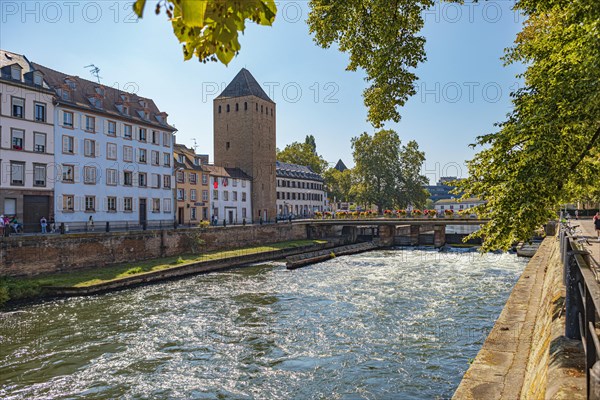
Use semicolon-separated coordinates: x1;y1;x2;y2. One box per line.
559;225;600;399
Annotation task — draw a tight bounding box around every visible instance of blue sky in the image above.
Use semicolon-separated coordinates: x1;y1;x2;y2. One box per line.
1;1;524;183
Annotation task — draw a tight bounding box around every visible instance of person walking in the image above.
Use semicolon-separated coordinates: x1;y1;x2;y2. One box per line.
594;214;600;242
0;215;5;238
40;216;47;234
49;216;56;233
87;216;95;232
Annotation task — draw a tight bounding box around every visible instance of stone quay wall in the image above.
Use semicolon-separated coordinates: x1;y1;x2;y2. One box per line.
0;223;308;277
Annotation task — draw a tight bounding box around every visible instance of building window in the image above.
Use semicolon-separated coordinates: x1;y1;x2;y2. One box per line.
235;103;239;111
191;207;197;220
177;189;184;201
63;195;74;212
223;191;229;201
226;104;230;112
123;146;133;162
151;150;159;166
202;174;207;185
124;124;132;139
10;162;25;185
190;173;197;184
124;171;133;186
107;197;117;212
242;208;246;218
162;132;171;147
33;132;46;153
163;153;171;167
152;130;160;144
85;115;95;132
176;171;184;183
232;179;238;187
213;190;218;200
202;190;208;202
33;164;46;187
152;173;161;188
62;164;75;183
242;192;247;202
107;120;116;136
107;143;117;160
226;141;230;150
84;166;97;184
84;139;96;157
191;189;197;201
242;180;246;188
85;196;96;212
138;173;147;187
124;197;133;212
233;191;238;201
218;105;221;113
163;175;171;189
277;192;280;200
152;198;160;213
34;102;46;122
62;135;75;154
11;129;24;150
11;97;24;118
106;169;118;186
139;128;147;142
63;111;73;127
164;199;172;213
244;102;247;110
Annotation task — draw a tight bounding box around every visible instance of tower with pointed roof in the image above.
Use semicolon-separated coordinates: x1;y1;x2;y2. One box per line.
214;68;276;221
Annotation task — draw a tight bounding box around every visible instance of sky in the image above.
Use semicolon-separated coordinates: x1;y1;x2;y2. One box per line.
1;0;525;184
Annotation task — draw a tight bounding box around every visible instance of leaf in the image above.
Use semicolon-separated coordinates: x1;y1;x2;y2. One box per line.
180;0;207;28
133;0;146;18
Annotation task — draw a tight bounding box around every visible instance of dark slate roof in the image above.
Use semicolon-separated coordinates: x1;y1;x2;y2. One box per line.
276;161;324;182
334;159;348;172
0;50;52;90
217;68;273;103
32;62;176;132
205;165;252;181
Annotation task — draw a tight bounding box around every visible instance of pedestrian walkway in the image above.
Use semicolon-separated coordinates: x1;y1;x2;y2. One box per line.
573;218;600;266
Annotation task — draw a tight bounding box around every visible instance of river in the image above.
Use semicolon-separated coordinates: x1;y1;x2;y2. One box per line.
0;248;526;399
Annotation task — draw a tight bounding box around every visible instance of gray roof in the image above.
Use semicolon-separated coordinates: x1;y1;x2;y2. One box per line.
0;50;52;90
276;161;323;182
334;159;348;172
217;68;273;103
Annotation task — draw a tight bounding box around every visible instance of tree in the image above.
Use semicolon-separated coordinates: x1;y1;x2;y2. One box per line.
133;0;444;128
396;140;429;209
456;0;600;250
277;135;328;174
324;167;355;203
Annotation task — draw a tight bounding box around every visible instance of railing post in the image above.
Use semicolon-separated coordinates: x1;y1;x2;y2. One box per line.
105;221;110;233
565;249;582;340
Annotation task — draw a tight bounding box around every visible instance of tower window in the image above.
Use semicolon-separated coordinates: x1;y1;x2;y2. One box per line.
261;105;263;113
244;102;247;110
226;142;230;150
271;108;273;116
256;103;258;111
218;105;221;113
235;103;239;111
227;104;230;112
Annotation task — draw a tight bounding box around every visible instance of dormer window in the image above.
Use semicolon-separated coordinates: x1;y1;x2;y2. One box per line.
178;154;184;163
65;79;76;90
156;115;163;123
95;87;104;96
139;100;146;108
11;65;21;81
116;104;123;113
60;89;71;101
88;97;102;108
121;94;129;102
33;71;43;86
123;106;129;115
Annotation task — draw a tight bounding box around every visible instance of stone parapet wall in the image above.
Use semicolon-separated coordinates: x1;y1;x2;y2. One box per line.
0;223;307;277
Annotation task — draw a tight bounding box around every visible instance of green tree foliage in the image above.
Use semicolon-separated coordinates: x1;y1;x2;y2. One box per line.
277;135;328;174
457;0;600;250
324;168;355;203
352;130;428;212
134;0;450;127
133;0;277;65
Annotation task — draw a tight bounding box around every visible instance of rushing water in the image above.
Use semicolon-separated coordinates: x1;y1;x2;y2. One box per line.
0;248;526;399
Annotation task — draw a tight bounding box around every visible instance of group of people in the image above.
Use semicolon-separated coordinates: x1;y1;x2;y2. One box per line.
0;215;22;236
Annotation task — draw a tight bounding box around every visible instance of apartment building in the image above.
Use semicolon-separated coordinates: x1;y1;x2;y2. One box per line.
205;165;252;225
174;143;210;224
0;50;55;231
276;161;326;218
33;62;176;226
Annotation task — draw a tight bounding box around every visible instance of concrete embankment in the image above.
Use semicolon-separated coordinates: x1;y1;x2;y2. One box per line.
46;242;335;297
285;242;380;270
452;237;585;399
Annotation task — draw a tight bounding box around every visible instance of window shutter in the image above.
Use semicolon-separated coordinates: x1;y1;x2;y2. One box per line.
62;136;68;153
73;113;79;129
76;196;83;212
73;138;78;154
118;198;123;212
74;166;80;183
58;195;63;211
59;110;64;126
102;197;107;212
135;148;139;162
95;142;100;158
132;199;137;212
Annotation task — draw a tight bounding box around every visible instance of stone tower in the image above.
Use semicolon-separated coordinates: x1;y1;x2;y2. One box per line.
214;68;276;222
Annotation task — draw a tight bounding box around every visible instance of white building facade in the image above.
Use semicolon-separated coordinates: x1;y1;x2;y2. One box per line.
34;63;176;227
434;197;485;215
276;161;326;218
0;50;55;231
206;165;252;225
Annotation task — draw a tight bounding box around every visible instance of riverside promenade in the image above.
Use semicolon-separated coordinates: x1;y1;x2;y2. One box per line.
453;219;600;399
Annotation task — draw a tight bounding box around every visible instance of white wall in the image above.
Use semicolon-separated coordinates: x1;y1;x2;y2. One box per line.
210;176;252;224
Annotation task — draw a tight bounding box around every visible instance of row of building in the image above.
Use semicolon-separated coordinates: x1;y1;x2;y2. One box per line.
0;50;327;231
